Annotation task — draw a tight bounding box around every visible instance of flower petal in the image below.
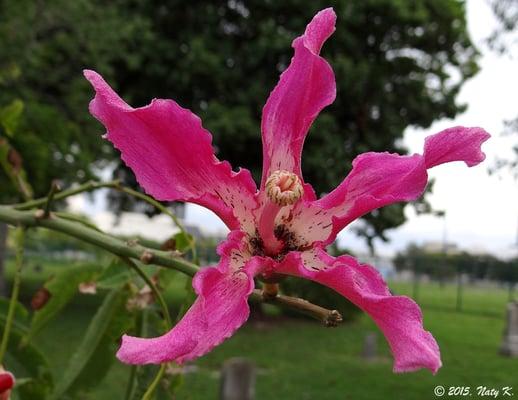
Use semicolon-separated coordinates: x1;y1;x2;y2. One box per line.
318;152;427;243
84;70;258;233
260;8;336;186
116;231;266;364
277;249;441;373
423;126;490;168
0;372;14;394
286;126;490;246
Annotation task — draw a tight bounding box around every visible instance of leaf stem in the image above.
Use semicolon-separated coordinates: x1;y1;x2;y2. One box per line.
0;227;25;364
124;310;147;400
14;180;198;259
14;180;120;210
116;186;186;236
141;363;167;400
43;180;61;217
121;257;172;328
0;206;198;277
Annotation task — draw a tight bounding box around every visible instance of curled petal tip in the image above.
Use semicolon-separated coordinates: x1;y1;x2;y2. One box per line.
116;334;143;365
315;7;337;20
303;8;337;54
83;69;103;84
116;333;195;365
424;126;491;168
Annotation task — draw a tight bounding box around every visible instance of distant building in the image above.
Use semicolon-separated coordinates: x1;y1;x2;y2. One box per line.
421;241;460;255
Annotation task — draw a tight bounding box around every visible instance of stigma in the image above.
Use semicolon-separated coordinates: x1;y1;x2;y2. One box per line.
265;170;304;206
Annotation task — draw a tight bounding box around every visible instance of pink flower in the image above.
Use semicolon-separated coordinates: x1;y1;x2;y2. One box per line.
0;368;15;400
84;8;489;373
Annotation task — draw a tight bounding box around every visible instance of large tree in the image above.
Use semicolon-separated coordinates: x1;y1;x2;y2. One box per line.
0;0;149;200
0;0;478;248
488;0;518;179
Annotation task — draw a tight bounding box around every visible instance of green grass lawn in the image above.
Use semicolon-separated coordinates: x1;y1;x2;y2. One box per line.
390;280;513;317
28;279;518;400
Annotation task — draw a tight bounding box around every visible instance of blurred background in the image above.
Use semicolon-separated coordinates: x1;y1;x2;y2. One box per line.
1;0;518;399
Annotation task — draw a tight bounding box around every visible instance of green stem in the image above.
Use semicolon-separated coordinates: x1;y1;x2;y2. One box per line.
119;186;197;261
14;180;120;210
43;181;60;217
0;206;198;277
120;258;173;400
117;186;186;234
121;257;172;328
0;227;24;364
142;363;167;400
124;310;148;400
14;180;197;258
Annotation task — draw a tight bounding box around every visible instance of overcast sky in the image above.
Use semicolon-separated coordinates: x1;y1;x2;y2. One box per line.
72;0;518;259
353;0;518;258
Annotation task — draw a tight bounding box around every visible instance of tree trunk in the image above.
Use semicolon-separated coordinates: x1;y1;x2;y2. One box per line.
0;223;8;296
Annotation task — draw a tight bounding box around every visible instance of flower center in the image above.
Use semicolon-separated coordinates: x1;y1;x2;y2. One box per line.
265;170;304;206
257;170;304;256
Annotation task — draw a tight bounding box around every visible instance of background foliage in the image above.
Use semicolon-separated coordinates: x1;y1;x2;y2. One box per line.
0;0;479;246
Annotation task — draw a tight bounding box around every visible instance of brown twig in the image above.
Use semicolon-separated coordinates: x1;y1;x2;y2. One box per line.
250;289;343;327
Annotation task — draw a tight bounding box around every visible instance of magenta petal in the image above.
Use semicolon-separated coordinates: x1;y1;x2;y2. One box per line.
286;152;426;246
424;126;490;168
277;250;441;373
260;8;336;186
117;233;264;365
84;70;258;233
117;267;253;364
307;126;490;245
320;152;427;236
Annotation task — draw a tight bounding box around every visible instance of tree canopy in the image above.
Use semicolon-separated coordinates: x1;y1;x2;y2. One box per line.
488;0;518;178
0;0;479;247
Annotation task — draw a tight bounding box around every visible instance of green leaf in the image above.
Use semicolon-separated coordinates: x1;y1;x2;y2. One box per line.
0;318;53;400
126;310;164;400
0;297;29;332
173;231;194;253
25;264;102;343
0;99;24;137
68;291;133;396
51;288;133;399
96;259;135;290
130;364;160;400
